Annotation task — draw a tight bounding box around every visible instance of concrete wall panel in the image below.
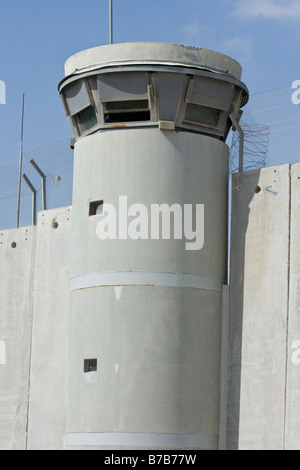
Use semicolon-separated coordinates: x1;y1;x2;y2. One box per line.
26;207;71;450
285;163;300;450
227;165;290;450
0;226;36;450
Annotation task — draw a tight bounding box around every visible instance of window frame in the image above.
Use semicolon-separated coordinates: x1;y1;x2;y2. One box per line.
62;78;100;136
176;76;229;135
102;98;152;124
98;72;157;126
183;102;222;130
75;105;99;135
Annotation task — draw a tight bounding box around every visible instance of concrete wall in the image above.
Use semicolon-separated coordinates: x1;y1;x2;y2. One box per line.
284;164;300;450
27;207;71;450
0;226;36;450
0;207;71;450
1;164;300;450
227;163;300;450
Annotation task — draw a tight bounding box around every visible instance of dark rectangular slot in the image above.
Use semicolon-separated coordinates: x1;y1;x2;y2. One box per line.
84;359;97;373
105;110;151;123
89;200;104;216
104;100;150;123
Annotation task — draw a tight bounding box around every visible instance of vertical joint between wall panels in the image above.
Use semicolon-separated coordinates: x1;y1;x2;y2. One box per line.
283;165;292;450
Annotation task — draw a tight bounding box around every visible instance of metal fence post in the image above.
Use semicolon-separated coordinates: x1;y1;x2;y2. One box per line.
22;174;37;226
30;159;47;211
229;113;244;173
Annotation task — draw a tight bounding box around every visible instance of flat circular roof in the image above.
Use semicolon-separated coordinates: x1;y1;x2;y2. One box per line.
64;42;243;81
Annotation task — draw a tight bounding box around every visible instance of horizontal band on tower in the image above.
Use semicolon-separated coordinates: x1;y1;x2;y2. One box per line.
70;271;223;293
66;432;219;449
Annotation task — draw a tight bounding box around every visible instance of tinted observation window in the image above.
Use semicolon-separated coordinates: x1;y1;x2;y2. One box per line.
184;103;221;128
77;106;98;133
104;100;150;123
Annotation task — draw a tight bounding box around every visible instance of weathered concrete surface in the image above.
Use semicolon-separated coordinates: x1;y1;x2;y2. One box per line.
227;164;300;450
0;226;36;450
68;127;229;450
27;207;71;450
64;42;243;80
284;163;300;450
1;163;300;450
67;286;222;450
228;165;290;450
0;207;71;450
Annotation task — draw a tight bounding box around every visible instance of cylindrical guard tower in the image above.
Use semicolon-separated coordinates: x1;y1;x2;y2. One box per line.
58;43;248;450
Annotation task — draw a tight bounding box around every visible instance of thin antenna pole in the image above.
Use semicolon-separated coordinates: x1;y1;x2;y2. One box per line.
109;0;113;44
16;93;25;228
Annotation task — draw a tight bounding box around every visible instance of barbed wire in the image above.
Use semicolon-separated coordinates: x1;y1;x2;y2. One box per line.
229;109;270;174
230;86;300;173
0;138;73;230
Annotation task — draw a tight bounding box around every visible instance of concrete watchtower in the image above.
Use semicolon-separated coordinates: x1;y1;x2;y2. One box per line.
58;43;248;450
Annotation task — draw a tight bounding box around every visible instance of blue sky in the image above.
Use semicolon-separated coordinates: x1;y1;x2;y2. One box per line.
0;0;299;166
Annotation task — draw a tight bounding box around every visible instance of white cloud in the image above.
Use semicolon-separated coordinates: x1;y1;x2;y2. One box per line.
223;37;253;55
181;20;210;37
223;37;254;62
230;0;300;19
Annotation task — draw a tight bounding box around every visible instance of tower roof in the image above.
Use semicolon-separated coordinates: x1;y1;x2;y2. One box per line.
64;42;243;81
